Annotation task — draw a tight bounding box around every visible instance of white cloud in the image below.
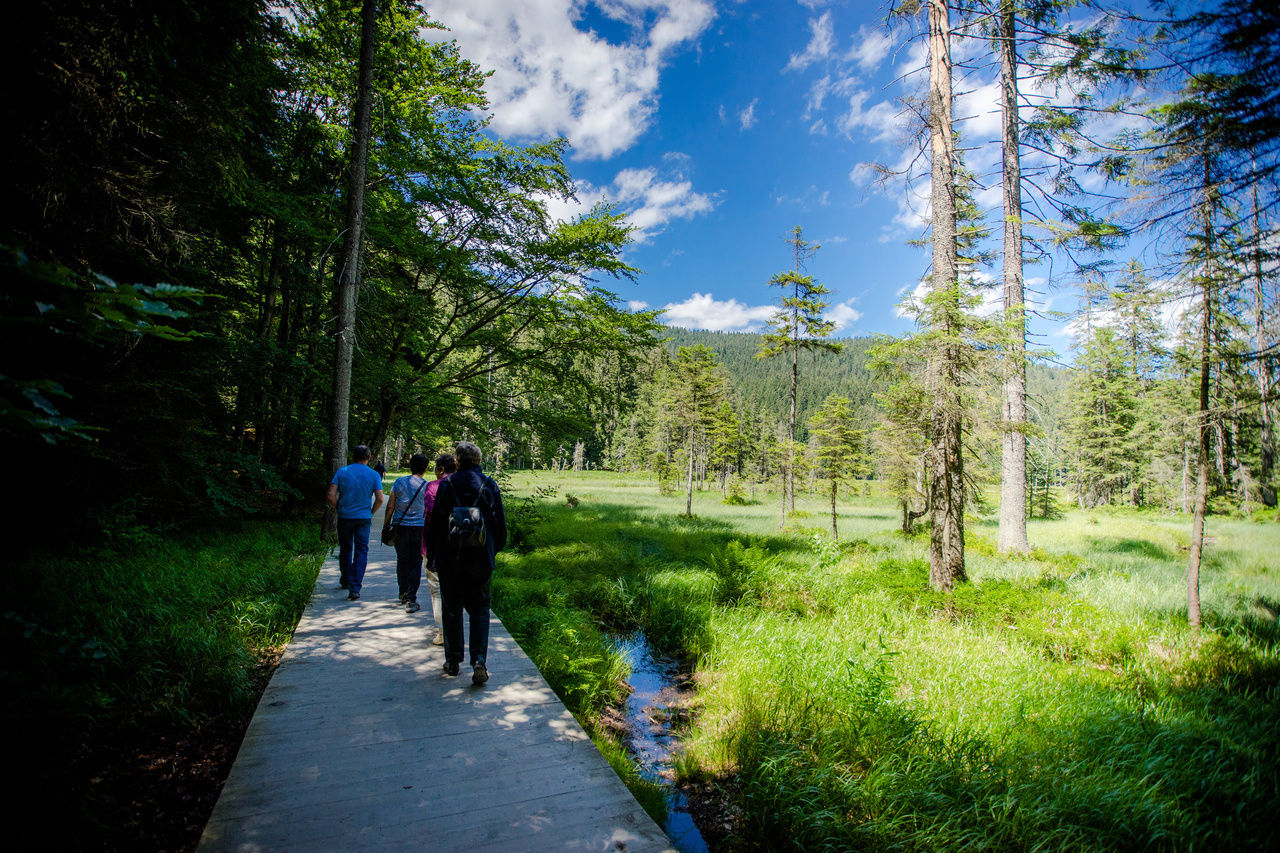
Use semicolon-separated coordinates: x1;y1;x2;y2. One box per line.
839;90;902;143
810;118;829;135
786;11;834;72
828;299;862;332
545;164;716;243
739;98;759;130
422;1;714;159
628;300;650;311
661;293;775;331
846;25;892;72
956;80;1002;143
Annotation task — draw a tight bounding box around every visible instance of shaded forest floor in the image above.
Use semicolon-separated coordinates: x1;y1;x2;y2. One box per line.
1;522;325;851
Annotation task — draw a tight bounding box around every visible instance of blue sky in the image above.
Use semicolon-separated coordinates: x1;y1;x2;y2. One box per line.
422;0;1122;344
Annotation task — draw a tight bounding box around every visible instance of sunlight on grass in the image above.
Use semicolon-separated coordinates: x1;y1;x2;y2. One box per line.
495;470;1279;849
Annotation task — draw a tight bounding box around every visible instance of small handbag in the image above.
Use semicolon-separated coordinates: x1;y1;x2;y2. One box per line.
382;477;428;546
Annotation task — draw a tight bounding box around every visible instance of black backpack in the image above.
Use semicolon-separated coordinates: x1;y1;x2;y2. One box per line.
447;480;490;553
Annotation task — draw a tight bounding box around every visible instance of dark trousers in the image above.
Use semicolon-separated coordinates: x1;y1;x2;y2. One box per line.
439;567;491;667
394;525;424;601
336;517;371;593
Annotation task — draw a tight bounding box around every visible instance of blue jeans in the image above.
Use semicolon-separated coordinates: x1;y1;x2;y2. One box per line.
336;517;371;593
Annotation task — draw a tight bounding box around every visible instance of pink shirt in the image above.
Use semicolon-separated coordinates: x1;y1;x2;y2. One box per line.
420;476;448;558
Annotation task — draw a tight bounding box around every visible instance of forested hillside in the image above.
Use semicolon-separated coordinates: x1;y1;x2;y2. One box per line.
662;328;879;422
660;327;1067;439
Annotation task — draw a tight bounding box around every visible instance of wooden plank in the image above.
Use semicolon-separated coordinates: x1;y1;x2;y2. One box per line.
199;523;673;853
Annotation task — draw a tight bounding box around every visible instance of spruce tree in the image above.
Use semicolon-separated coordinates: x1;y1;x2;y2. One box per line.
808;394;869;541
757;226;843;521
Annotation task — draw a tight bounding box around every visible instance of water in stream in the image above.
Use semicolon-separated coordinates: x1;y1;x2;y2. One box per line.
612;631;710;853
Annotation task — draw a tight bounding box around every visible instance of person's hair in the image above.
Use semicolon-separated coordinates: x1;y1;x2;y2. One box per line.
352;444;372;462
409;453;430;475
455;441;482;466
436;454;458;474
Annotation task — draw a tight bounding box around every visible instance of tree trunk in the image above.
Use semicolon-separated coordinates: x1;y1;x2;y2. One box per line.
789;344;798;513
1254;185;1275;484
997;0;1030;554
324;0;379;536
830;480;839;541
1187;278;1211;630
685;438;695;516
1187;150;1216;630
926;0;966;592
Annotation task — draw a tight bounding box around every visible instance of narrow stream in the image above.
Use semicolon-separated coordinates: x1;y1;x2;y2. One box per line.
612;631;710;853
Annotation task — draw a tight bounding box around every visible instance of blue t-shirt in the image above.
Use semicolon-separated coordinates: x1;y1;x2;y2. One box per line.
390;475;428;527
331;463;384;520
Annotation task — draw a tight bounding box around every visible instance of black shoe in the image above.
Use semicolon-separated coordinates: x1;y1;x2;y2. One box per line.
347;591;360;601
398;592;407;603
337;583;349;590
443;661;459;676
472;664;489;686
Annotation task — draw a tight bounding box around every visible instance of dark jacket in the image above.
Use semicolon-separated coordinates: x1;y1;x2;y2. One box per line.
427;465;506;575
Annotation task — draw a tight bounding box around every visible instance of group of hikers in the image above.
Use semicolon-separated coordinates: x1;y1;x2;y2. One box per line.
326;441;507;687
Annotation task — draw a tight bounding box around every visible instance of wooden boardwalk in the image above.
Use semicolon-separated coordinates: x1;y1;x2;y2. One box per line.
199;518;673;852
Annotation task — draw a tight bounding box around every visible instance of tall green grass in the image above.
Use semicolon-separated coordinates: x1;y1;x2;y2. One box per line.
1;519;326;840
494;471;1280;850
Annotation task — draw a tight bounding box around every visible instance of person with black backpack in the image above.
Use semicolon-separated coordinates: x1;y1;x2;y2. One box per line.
427;441;506;685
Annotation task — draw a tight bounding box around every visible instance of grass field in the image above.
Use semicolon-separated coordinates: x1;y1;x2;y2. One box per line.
492;470;1280;851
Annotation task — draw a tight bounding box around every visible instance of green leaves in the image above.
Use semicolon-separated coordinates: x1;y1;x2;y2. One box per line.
0;244;201;444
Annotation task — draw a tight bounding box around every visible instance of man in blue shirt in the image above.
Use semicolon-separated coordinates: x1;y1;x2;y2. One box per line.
327;444;385;601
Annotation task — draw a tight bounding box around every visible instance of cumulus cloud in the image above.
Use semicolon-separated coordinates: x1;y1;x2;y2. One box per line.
544;164;717;243
786;11;834;72
828;299;862;332
660;293;775;331
423;0;714;159
739;98;759;130
628;300;651;311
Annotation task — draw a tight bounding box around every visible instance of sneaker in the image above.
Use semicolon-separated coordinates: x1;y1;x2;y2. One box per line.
432;631;445;646
443;661;459;677
398;592;407;603
337;583;349;590
405;600;421;613
472;664;489;686
347;591;360;601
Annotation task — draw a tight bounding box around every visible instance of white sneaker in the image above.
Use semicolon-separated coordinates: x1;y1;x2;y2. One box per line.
432;631;445;646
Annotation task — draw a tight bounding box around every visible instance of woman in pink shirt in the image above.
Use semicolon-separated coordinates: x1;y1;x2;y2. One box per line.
420;453;457;645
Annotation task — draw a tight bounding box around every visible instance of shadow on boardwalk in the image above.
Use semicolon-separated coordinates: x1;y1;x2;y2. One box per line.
199;524;673;852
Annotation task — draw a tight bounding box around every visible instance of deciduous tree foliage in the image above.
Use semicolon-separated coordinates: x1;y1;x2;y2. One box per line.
1;0;656;538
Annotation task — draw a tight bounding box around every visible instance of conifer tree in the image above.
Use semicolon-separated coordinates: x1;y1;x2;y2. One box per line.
808;394;869;540
667;345;729;516
757;226;842;518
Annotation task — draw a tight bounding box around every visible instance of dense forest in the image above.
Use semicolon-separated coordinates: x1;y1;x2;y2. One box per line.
2;0;656;541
